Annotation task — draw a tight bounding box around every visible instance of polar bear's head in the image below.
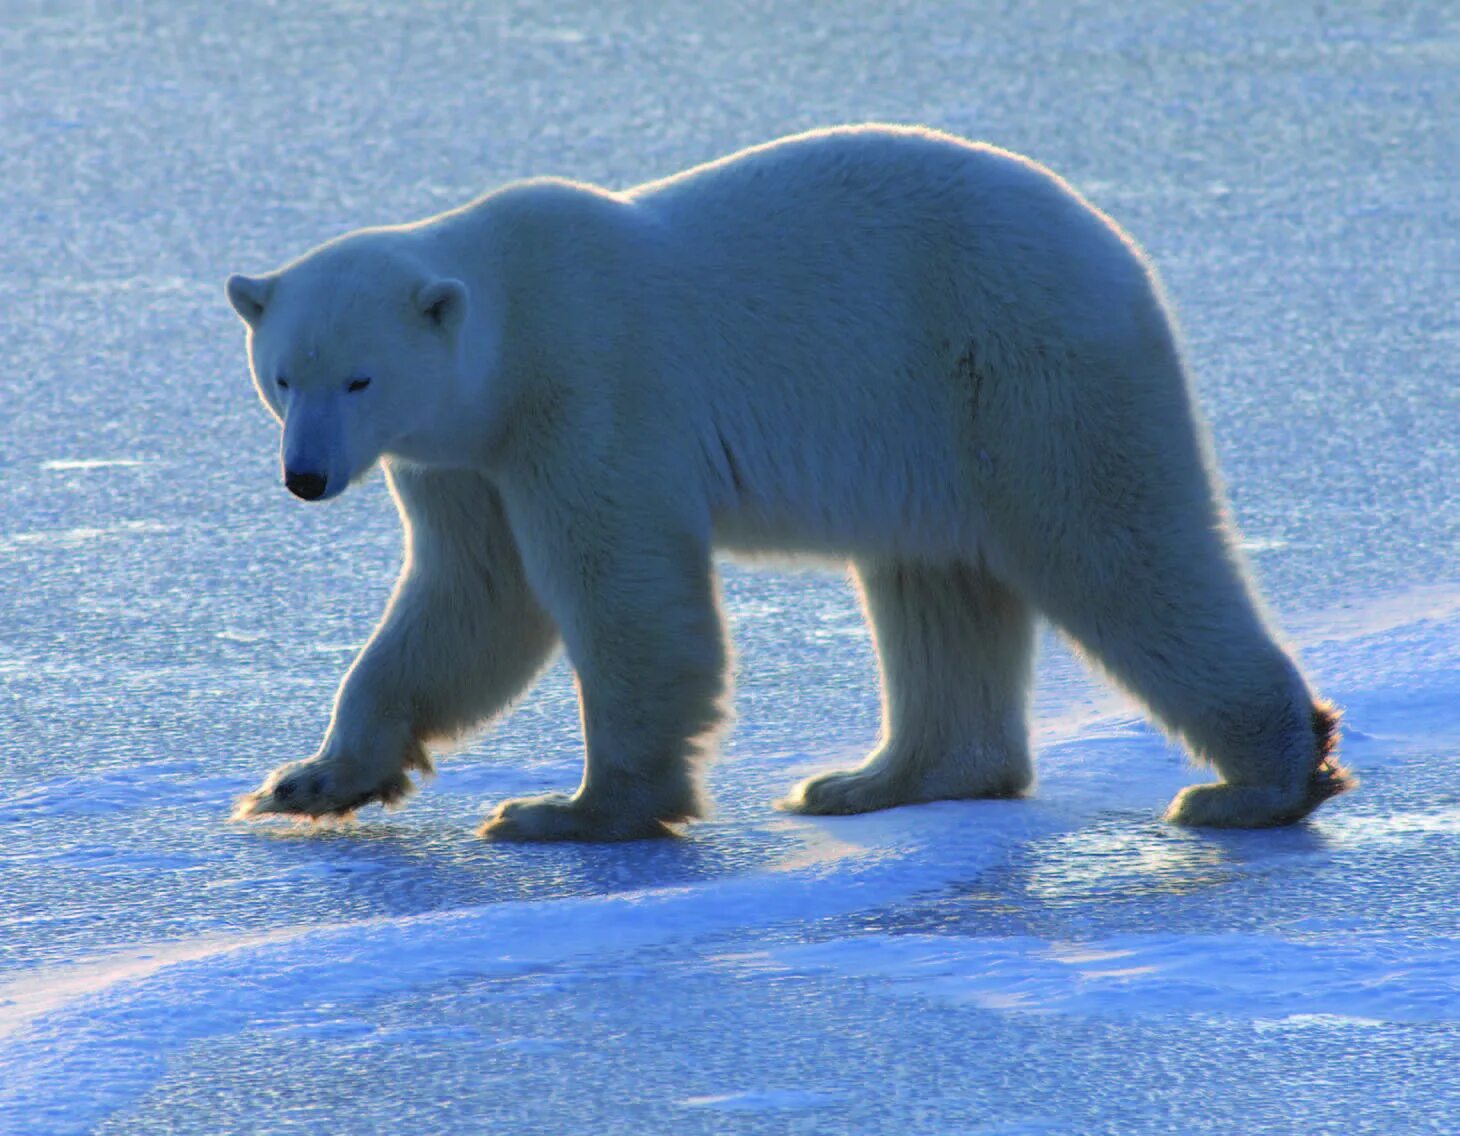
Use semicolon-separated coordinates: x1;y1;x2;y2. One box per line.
226;236;470;501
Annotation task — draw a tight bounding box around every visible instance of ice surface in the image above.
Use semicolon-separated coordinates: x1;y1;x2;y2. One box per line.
1;2;1457;1133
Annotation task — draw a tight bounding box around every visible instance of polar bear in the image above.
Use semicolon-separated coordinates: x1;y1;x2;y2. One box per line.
225;124;1351;841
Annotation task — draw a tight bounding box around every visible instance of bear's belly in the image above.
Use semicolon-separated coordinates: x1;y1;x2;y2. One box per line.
709;487;987;564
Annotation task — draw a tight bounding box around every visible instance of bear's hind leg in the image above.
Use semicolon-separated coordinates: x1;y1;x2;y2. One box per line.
784;559;1035;816
1021;533;1353;828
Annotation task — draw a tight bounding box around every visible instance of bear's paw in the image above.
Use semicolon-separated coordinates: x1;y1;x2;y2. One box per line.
232;758;417;822
1164;761;1357;828
477;792;682;843
782;757;1031;817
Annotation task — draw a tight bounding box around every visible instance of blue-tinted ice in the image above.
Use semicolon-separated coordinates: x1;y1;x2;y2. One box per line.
1;3;1457;1133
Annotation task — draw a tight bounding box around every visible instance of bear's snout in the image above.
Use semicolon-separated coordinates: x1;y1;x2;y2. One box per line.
284;470;328;501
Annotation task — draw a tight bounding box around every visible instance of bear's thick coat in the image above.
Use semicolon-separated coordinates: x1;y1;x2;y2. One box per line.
226;125;1351;840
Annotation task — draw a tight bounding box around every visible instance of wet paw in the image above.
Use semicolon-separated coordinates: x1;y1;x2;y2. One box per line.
477;793;678;843
232;759;414;821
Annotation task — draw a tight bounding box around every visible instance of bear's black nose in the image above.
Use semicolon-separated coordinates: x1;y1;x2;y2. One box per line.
285;471;328;500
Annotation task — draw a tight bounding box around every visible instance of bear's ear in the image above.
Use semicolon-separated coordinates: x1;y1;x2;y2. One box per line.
225;273;275;327
416;278;469;336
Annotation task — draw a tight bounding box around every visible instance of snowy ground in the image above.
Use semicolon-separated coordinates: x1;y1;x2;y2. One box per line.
1;2;1457;1133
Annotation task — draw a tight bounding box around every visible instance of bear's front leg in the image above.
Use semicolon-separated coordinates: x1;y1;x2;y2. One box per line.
478;518;727;842
234;467;561;824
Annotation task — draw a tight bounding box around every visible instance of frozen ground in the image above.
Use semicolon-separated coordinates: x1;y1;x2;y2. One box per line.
1;2;1457;1132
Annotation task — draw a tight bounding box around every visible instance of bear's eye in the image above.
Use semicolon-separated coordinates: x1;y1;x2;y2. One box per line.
275;376;289;390
347;377;371;393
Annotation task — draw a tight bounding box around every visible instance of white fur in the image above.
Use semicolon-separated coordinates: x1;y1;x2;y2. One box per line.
226;124;1350;840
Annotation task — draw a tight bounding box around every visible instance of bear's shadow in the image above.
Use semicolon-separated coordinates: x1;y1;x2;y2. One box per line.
241;813;784;914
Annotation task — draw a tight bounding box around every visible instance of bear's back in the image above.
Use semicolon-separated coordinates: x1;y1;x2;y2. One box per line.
626;125;1150;352
631;126;1090;260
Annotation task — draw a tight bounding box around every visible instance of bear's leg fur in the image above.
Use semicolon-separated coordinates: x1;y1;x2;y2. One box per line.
1012;520;1353;828
783;559;1035;815
479;520;728;842
235;466;560;821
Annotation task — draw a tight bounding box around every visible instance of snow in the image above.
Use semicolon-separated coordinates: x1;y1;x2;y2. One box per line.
1;2;1457;1133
